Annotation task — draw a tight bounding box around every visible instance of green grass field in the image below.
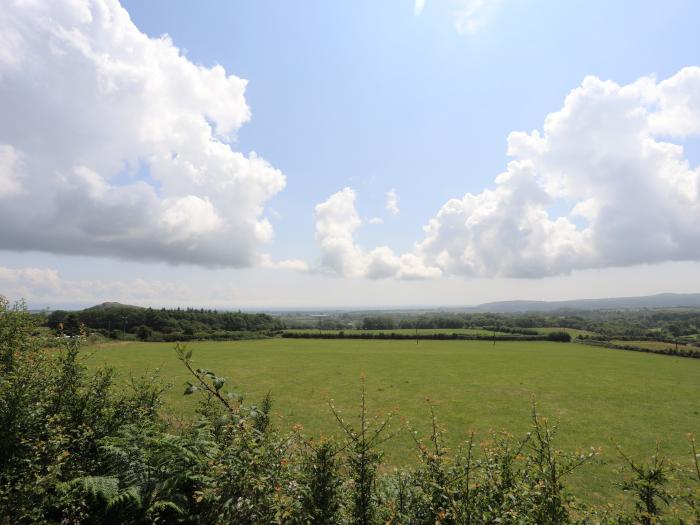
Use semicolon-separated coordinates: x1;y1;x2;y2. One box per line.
85;338;700;505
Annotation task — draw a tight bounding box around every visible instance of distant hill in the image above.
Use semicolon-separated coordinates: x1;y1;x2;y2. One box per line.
83;301;143;311
46;301;285;339
470;293;700;313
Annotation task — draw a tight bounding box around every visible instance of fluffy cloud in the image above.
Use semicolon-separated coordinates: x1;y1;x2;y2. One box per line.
314;188;365;277
649;67;700;137
385;189;400;215
314;188;440;279
315;68;700;279
0;0;287;267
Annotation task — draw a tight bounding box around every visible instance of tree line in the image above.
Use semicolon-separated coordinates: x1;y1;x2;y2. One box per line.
46;303;284;341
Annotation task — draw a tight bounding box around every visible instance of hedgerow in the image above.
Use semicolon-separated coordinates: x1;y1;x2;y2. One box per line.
576;337;700;359
281;331;568;342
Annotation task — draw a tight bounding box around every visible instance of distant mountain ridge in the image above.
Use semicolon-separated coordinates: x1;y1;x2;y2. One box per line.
470;293;700;313
56;293;700;315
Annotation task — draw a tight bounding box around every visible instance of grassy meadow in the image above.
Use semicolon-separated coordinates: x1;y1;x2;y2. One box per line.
85;338;700;505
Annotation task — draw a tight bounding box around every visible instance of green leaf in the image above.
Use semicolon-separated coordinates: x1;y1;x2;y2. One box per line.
184;385;199;395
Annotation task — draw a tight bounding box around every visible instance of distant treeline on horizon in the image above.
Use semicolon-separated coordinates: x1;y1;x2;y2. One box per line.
37;301;700;346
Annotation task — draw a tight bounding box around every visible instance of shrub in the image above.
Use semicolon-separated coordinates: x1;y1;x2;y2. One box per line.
136;324;153;341
0;298;166;523
546;331;573;342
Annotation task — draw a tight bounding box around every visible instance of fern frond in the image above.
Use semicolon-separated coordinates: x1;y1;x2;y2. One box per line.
106;484;142;510
147;499;185;516
70;476;120;501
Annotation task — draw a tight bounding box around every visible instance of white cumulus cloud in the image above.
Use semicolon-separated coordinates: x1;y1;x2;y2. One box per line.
314;68;700;280
0;0;290;268
314;188;441;279
314;188;366;277
385;189;400;215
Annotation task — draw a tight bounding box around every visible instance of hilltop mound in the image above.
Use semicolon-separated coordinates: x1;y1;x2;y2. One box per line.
83;301;143;311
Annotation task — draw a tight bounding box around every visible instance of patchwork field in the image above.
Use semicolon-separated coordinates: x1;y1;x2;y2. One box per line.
86;338;700;505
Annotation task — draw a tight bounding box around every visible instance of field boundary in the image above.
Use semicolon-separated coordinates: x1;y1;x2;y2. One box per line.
575;338;700;358
281;331;570;342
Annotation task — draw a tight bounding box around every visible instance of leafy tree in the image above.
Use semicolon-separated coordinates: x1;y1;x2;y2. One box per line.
136;324;153;341
361;316;396;330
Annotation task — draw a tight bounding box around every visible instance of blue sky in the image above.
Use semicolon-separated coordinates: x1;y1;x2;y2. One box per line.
1;0;700;308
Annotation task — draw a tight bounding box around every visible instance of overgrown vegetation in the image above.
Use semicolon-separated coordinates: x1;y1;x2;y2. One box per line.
2;297;699;523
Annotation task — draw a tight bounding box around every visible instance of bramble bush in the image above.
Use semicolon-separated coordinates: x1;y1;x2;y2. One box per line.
1;297;699;524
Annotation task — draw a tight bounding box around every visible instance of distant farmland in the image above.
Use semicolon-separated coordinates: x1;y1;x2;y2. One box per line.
87;338;700;506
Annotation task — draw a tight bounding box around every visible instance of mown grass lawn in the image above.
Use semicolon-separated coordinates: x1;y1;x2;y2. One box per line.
85;338;700;506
